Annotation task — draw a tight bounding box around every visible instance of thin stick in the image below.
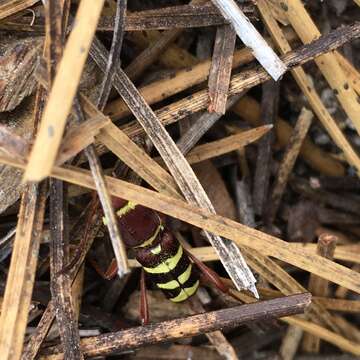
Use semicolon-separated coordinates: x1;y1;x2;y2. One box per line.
253;80;278;216
44;294;311;358
208;24;236;114
24;0;105;181
97;0;127;110
74;102;129;278
302;234;338;353
89;36;257;295
211;0;286;80
266;107;313;224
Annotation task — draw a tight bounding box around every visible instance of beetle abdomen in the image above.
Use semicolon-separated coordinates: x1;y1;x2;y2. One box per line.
135;230;199;302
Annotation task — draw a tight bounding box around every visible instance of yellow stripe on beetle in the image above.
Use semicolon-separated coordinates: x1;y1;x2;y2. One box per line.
170;280;199;302
143;245;183;274
156;263;193;290
116;201;137;217
136;224;163;249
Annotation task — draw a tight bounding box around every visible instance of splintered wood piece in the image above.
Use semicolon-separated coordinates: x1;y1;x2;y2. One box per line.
0;0;39;20
302;234;338;353
276;0;360;137
24;0;105;181
98;3;243;31
232;96;345;177
44;294;311;358
253;80;278;216
0;183;47;360
3;153;360;297
89;37;257;295
257;0;360;175
211;0;287;80
208;24;236;114
266;107;313;224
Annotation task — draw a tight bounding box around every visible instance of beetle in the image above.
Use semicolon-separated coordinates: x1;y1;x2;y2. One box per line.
99;197;230;323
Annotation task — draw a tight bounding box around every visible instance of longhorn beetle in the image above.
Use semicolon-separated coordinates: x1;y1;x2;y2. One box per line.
100;196;230;323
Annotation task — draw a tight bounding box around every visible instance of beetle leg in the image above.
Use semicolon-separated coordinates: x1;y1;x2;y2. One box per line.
89;257;118;280
185;249;229;294
140;268;149;325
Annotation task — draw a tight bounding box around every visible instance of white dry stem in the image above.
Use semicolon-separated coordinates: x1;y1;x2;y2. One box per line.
211;0;287;80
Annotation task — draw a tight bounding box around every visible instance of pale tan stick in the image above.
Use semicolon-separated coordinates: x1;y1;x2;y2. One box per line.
2;153;360;296
24;0;105;181
0;184;46;360
279;325;303;360
257;0;360;174
276;0;360;136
